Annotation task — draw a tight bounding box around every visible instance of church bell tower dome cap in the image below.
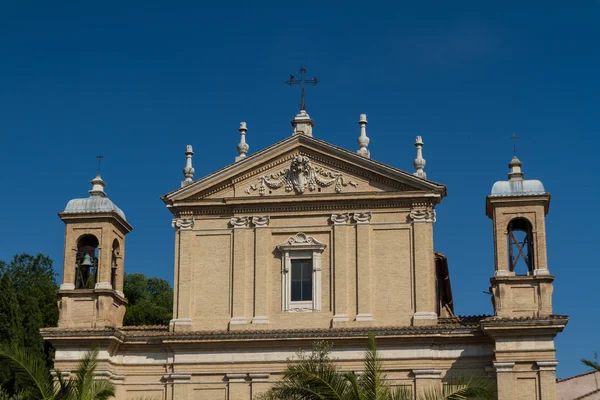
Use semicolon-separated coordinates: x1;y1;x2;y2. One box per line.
63;174;127;220
490;156;546;196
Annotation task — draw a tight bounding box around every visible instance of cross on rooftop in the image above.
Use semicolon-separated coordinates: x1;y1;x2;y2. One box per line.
96;153;104;175
509;133;519;156
285;66;319;111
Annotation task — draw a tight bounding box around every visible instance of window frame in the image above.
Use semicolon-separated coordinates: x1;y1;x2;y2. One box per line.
277;233;326;312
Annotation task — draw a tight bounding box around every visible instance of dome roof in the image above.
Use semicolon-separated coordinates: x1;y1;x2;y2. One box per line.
64;197;126;220
490;156;546;197
62;175;127;221
491;179;545;196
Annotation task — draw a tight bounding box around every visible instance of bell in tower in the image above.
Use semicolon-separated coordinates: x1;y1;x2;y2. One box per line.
57;173;133;328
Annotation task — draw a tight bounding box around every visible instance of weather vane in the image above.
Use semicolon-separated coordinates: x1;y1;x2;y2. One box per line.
96;153;104;175
509;133;519;156
285;66;319;111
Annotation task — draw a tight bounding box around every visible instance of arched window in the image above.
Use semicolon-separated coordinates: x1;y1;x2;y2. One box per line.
111;239;120;290
75;234;99;289
507;218;534;275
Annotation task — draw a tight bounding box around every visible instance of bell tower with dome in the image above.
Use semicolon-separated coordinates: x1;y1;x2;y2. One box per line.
57;174;133;328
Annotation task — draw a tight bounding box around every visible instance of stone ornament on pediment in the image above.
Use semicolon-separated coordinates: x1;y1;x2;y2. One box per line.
408;208;436;223
251;216;270;227
277;232;326;251
330;213;350;225
245;155;358;196
229;216;249;228
352;212;372;224
172;218;194;230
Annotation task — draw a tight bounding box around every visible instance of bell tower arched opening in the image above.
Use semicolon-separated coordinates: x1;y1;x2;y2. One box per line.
111;239;120;290
75;234;99;289
507;217;534;275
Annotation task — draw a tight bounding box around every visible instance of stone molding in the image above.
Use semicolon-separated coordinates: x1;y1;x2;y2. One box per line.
248;373;270;382
245;155;358;196
59;283;75;290
172;218;194;230
536;360;558;371
493;362;515;373
163;373;192;384
355;313;373;322
229;317;248;325
251;316;269;324
226;373;247;382
412;369;442;379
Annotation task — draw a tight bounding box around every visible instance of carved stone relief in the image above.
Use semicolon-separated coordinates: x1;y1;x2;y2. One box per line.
245;155;358;196
330;213;350;225
408;209;436;223
229;216;249;228
352;212;372;224
251;216;270;227
172;218;194;230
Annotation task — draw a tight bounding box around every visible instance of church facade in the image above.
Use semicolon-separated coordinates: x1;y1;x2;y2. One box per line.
42;109;567;400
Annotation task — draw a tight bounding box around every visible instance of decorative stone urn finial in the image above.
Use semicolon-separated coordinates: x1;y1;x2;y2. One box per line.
236;122;249;162
182;145;195;187
357;114;370;158
413;136;426;179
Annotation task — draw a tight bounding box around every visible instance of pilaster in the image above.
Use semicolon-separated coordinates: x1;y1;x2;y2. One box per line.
231;217;251;327
412;369;442;398
354;212;372;321
227;373;250;400
171;217;194;332
494;362;515;400
537;361;558;400
252;217;270;324
332;214;350;324
410;207;437;326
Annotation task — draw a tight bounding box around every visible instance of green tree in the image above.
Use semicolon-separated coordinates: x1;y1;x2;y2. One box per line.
0;254;59;368
0;274;23;394
123;273;173;326
0;343;114;400
259;334;497;400
2;254;59;329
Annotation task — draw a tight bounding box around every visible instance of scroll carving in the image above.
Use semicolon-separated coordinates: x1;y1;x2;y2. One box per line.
251;216;270;227
245;155;358;196
229;216;249;228
172;218;194;230
408;209;436;223
352;212;372;224
330;213;350;225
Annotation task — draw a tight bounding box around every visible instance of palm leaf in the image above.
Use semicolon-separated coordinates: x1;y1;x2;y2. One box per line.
581;358;600;372
358;333;390;400
420;375;497;400
0;342;55;400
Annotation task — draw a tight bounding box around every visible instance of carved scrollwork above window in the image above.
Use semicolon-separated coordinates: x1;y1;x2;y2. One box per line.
245;155;358;196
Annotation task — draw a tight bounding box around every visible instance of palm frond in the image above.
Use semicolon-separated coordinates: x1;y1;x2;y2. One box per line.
358;333;390;400
389;385;413;400
581;358;600;372
0;342;55;400
421;375;497;400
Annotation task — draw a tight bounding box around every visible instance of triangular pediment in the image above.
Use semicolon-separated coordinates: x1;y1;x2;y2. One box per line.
162;135;446;204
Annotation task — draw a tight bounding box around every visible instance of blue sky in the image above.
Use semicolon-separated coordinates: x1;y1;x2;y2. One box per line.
0;1;598;378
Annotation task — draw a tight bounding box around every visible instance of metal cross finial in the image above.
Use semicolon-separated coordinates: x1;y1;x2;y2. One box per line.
96;153;104;175
285;66;319;111
509;133;519;156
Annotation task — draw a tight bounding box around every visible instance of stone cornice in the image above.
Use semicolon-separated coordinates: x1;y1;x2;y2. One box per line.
162;135;446;204
58;211;133;233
